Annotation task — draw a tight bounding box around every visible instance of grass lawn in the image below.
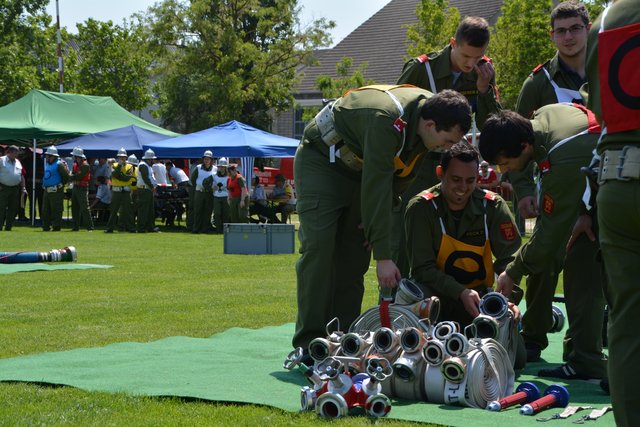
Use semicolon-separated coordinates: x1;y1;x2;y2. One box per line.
0;222;428;426
0;219;560;426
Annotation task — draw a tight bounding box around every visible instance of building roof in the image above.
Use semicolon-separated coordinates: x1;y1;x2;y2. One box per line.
296;0;504;95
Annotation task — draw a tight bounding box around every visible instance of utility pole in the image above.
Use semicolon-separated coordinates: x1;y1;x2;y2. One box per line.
55;0;64;93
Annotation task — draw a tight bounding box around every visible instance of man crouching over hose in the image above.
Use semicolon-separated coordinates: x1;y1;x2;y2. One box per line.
404;142;526;368
292;86;472;363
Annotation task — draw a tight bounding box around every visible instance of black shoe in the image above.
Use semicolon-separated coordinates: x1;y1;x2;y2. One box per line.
525;342;542;362
52;227;61;231
600;378;610;394
538;363;599;381
104;229;114;233
4;226;11;231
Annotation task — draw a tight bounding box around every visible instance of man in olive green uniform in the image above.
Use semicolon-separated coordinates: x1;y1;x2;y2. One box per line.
586;1;640;424
479;106;607;381
69;147;94;231
405;142;521;325
41;146;69;232
136;149;160;233
395;16;501;277
292;87;472;356
105;148;136;233
190;151;215;234
512;1;597;364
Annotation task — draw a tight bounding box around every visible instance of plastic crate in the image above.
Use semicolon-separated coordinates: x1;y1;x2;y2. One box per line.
267;224;295;254
223;224;269;254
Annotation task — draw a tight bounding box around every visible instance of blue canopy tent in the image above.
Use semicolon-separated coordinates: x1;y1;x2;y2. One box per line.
56;125;178;158
143;120;299;159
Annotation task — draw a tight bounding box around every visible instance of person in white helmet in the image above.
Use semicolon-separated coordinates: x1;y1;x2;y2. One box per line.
69;147;93;231
105;147;136;233
42;145;70;231
190;150;216;233
212;157;230;233
136;149;160;233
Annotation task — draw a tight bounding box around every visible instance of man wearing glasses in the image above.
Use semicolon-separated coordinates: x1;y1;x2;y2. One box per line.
516;1;591;119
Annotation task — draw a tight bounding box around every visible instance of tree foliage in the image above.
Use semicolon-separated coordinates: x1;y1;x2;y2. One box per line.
64;19;154;112
140;0;334;133
405;0;460;58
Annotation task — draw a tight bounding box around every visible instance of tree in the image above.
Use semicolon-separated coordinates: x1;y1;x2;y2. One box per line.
489;0;607;109
64;19;154;112
140;0;334;133
404;0;460;58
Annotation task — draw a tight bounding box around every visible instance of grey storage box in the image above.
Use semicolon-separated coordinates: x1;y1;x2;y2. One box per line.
267;224;295;254
223;224;295;254
224;224;269;254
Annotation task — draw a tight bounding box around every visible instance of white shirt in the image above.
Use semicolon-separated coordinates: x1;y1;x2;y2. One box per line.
0;155;23;186
152;163;169;185
95;183;112;204
169;166;190;184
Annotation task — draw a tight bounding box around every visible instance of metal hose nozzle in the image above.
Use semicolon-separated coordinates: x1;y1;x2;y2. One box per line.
423;339;446;366
479;292;509;319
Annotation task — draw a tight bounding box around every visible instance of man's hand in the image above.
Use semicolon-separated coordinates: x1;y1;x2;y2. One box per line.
508;302;521;323
376;259;401;289
518;196;539;219
460;288;480;317
475;60;495;94
566;214;595;251
496;271;515;298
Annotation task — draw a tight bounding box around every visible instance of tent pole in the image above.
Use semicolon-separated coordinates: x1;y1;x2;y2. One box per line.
32;139;36;226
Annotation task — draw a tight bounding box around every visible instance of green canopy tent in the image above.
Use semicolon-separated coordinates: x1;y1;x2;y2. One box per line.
0;89;179;225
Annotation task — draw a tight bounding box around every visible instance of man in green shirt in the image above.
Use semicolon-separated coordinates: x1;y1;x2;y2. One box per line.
292;87;471;356
586;1;640;424
395;16;501;277
479;105;607;381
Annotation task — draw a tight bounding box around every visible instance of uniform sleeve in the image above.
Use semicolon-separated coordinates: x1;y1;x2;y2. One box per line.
488;196;522;275
360;117;405;261
58;163;70;184
505;163;585;282
405;196;467;300
140;164;154;187
509;161;537;201
396;60;431;90
190;168;198;186
515;74;541;119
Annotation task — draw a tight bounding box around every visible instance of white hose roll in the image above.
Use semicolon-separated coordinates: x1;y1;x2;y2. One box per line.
399;327;427;353
340;332;372;357
394;278;425;305
462;338;515;408
444;332;470;357
433;321;459;341
479;292;509;320
423;363;446;404
441;356;467;384
472;315;500;339
423;339;446;366
372;327;400;354
390;351;427;401
349;304;425;334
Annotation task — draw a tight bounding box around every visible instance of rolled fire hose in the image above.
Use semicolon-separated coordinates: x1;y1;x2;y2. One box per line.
399;327;427;353
473;315;500;339
0;246;77;263
479;292;509;319
340;332;373;358
444;332;470;357
433;321;459;341
394;278;425;305
549;305;565;333
423;338;446;366
349;296;440;334
308;337;341;362
478;292;518;366
391;349;427;401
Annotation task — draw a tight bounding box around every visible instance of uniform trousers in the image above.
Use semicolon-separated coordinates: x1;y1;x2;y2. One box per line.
598;179;640;427
42;188;64;230
107;190;134;231
71;186;93;230
0;185;19;230
192;190;213;233
136;188;155;232
292;139;371;350
229;196;249;223
213;196;230;233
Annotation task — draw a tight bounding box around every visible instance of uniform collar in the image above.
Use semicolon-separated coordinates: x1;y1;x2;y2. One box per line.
428;185;487;217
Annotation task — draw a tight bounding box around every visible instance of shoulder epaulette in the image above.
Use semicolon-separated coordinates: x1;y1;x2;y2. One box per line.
420;191;437;201
532;64;545;74
416;54;429;63
483;190;497;201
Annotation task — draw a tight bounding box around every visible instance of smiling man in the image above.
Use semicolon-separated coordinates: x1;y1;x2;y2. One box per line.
404;142;521;327
292;87;471;356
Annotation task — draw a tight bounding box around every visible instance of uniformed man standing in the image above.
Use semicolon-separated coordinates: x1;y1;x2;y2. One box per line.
292;87;472;355
136;149;160;233
394;16;501;277
479;106;607;381
69;147;93;231
405;142;521;326
586;1;640;424
41;146;69;232
516;1;591;119
105;148;136;233
212;158;230;233
190;151;215;234
0;145;24;231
